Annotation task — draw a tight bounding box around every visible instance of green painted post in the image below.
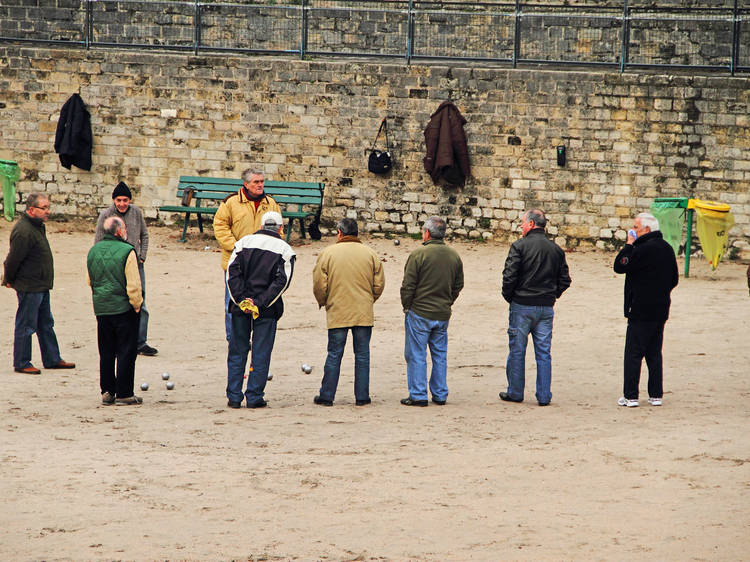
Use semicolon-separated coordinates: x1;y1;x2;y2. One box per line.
684;208;693;278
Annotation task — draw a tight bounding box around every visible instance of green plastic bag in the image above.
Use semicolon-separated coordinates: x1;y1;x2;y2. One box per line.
0;159;20;222
649;203;685;256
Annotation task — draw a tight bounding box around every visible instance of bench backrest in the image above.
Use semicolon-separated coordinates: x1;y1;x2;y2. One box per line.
177;176;324;207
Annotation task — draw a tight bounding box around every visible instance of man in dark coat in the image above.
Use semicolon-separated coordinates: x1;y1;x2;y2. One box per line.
500;209;571;406
614;212;679;408
54;93;92;171
3;193;76;374
423;101;470;186
225;211;296;409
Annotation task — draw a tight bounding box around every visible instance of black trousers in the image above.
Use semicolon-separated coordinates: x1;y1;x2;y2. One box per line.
623;319;665;400
97;310;139;398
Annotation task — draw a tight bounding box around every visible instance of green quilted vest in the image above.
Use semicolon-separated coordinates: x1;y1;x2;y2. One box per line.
87;235;134;316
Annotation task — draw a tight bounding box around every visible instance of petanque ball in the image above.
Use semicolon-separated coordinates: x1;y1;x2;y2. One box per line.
267;373;273;381
161;372;170;381
140;382;149;391
166;381;175;390
301;364;312;374
394;239;400;246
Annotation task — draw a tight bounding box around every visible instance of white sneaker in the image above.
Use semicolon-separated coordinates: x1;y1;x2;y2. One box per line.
618;396;639;407
648;397;662;406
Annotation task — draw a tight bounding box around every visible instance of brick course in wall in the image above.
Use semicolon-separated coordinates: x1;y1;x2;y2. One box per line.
1;45;749;249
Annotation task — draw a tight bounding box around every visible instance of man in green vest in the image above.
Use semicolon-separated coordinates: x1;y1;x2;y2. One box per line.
87;216;143;405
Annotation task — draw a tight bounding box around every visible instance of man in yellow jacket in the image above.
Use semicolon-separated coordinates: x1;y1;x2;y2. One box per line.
312;218;385;406
214;168;282;341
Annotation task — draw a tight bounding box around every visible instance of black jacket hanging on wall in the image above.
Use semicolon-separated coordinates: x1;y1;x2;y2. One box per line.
54;93;92;171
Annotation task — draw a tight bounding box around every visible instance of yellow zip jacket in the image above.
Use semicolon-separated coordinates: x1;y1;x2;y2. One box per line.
312;236;385;329
213;189;282;270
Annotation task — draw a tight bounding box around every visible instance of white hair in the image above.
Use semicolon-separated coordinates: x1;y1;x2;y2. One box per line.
637;212;659;232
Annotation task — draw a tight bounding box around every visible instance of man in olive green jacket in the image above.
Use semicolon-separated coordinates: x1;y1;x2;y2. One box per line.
87;216;143;405
312;218;385;406
3;193;75;374
400;216;464;406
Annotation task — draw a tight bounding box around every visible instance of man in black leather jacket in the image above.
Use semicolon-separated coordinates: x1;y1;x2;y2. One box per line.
613;212;678;408
500;209;571;406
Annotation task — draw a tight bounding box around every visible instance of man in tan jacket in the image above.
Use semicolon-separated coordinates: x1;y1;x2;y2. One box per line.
312;218;385;406
214;168;282;342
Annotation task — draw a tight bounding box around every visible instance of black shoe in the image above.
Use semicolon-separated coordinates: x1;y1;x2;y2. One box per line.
400;397;428;407
431;397;446;405
355;398;371;406
499;392;523;403
538;401;550;407
227;400;242;409
247;399;267;409
138;344;158;356
314;395;333;406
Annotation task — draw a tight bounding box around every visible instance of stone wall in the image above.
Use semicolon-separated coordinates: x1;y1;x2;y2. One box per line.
1;44;749;248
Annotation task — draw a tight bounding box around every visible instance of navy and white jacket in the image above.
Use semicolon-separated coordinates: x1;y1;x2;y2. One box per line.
226;229;296;320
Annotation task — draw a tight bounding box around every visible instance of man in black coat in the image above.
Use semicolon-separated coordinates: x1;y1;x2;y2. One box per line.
501;209;571;406
614;212;679;408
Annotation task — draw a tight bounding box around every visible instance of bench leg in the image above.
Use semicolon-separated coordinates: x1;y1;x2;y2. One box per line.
197;213;204;233
299;217;307;239
180;212;191;242
285;221;292;243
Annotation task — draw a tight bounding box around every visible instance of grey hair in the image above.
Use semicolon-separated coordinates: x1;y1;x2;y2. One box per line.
26;193;48;208
637;212;660;232
525;208;547;228
423;216;447;239
241;168;265;182
103;216;125;236
337;217;358;236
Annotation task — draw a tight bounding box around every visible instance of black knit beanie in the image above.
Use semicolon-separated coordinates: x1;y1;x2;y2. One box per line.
112;181;132;199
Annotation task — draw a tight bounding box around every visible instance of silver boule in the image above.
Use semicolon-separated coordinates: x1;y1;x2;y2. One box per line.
166;381;175;390
393;239;400;245
140;382;149;391
267;373;273;381
161;372;170;380
301;364;312;374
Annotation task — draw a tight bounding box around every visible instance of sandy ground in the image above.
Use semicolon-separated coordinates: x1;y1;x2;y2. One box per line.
1;219;749;561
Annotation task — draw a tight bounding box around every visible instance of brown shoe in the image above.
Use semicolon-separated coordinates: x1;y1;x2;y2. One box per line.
48;360;75;369
14;365;41;374
101;391;116;405
115;395;143;405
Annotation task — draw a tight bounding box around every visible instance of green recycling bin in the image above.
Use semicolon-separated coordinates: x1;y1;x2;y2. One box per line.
650;197;694;277
0;159;20;222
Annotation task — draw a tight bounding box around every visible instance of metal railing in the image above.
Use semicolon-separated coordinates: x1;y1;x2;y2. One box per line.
0;1;748;74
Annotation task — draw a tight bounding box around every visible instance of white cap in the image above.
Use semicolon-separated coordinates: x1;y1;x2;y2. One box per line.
262;211;283;229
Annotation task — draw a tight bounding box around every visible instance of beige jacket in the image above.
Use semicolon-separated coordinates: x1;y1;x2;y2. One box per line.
312;236;385;329
213;189;282;270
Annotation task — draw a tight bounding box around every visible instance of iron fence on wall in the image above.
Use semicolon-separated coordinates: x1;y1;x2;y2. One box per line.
0;0;748;74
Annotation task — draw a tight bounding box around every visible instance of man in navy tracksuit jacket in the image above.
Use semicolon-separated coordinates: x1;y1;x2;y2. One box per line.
225;211;295;409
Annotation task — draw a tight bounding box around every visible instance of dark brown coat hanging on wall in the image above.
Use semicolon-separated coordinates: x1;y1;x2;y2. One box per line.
423;101;470;187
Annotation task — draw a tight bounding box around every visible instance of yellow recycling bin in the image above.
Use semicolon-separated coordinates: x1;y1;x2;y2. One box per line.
691;199;733;270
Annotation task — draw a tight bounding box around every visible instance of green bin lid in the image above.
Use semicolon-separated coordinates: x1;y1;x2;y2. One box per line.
0;159;19;167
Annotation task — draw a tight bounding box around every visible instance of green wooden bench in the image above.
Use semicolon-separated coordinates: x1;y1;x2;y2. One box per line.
158;176;325;243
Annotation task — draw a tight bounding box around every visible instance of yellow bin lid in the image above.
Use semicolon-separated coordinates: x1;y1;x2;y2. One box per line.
690;199;730;212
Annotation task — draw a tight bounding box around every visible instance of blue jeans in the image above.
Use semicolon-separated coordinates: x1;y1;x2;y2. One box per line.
224;273;232;342
13;290;62;369
505;302;554;404
226;314;277;405
318;326;372;402
404;310;449;401
137;262;149;347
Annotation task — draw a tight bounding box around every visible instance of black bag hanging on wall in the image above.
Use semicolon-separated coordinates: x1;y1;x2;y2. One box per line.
368;117;392;174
